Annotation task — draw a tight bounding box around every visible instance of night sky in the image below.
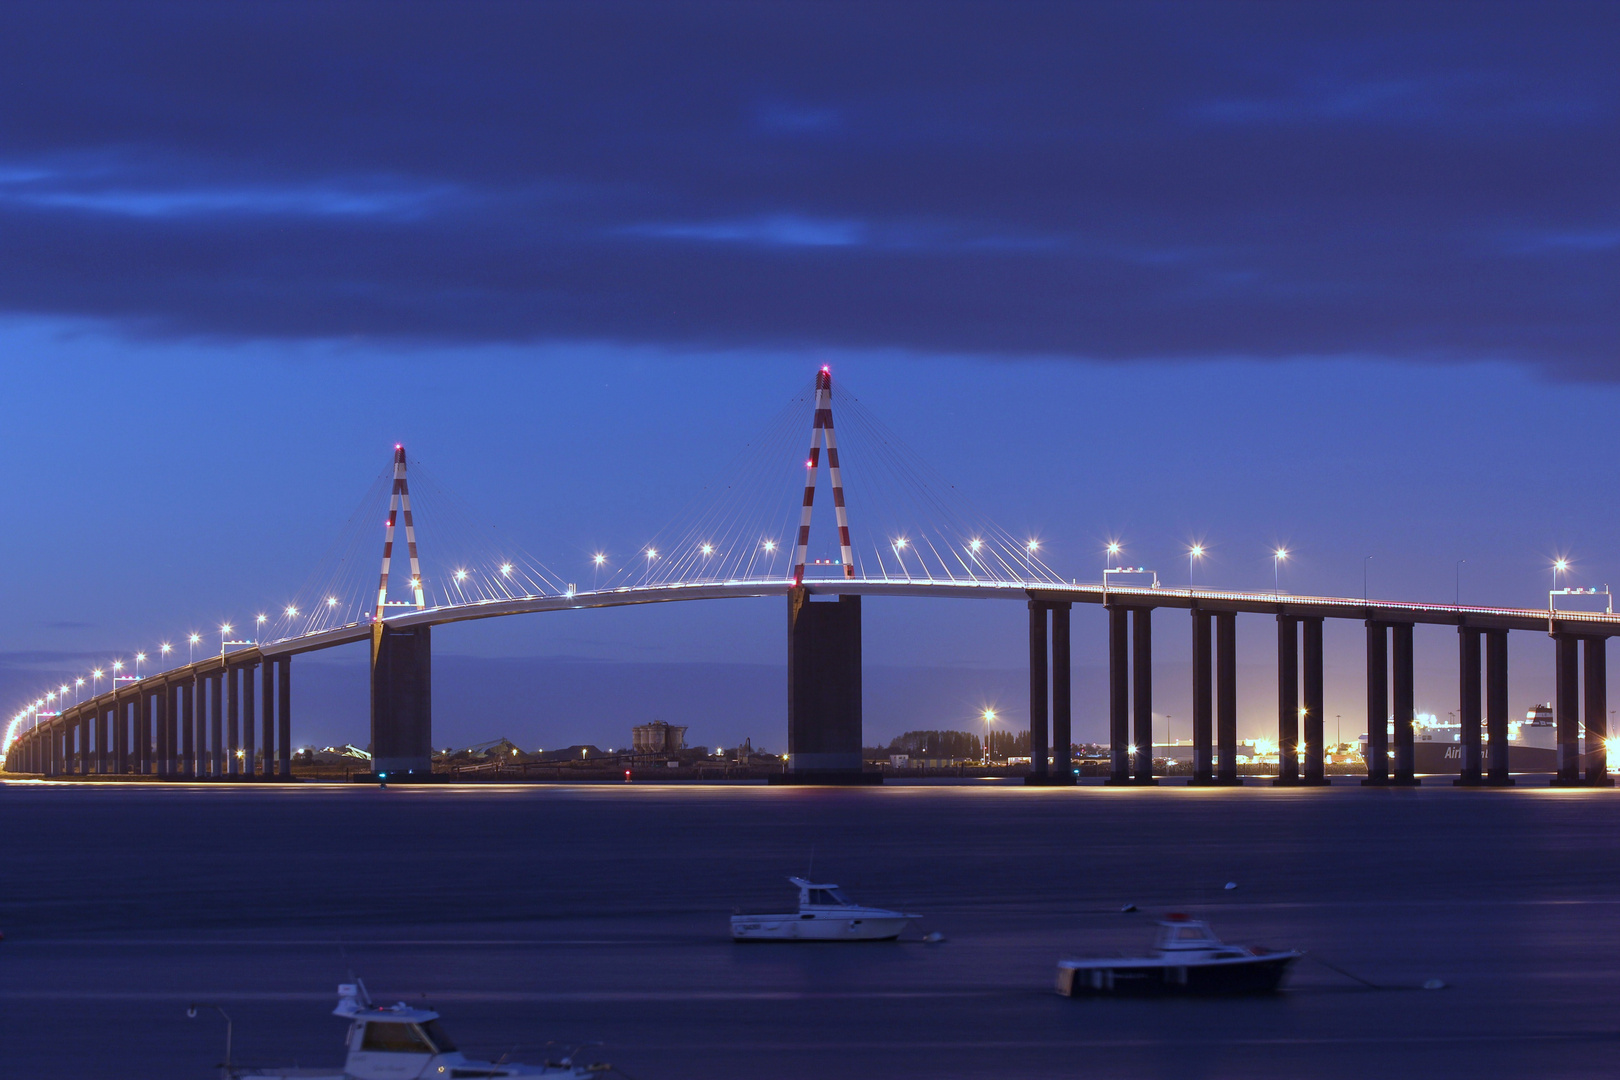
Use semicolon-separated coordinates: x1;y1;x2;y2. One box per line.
2;2;1617;754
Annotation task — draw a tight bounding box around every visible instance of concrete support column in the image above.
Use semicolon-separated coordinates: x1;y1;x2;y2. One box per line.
1554;633;1581;784
261;660;275;777
1364;622;1389;784
1302;617;1326;784
371;623;436;779
180;680;194;778
1455;628;1484;785
1216;613;1239;784
1051;603;1073;782
242;662;256;780
1485;630;1513;785
1584;638;1612;786
210;672;223;777
155;688;169;776
193;677;207;777
779;591;866;784
1392;623;1419;784
277;658;292;778
226;666;240;777
1275;615;1300;785
1107;605;1129;783
1027;601;1048;781
97;705;110;774
114;696;128;774
135;690;150;775
1132;607;1155;784
1190;610;1214;784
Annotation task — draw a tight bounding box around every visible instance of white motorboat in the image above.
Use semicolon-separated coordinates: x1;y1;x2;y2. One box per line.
1056;914;1300;996
222;982;611;1078
730;876;918;941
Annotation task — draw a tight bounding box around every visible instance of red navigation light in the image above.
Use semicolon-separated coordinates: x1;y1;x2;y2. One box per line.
821;365;830;373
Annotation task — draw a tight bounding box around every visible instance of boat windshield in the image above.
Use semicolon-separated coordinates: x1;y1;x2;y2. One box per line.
420;1019;457;1053
360;1021;435;1054
807;888;848;905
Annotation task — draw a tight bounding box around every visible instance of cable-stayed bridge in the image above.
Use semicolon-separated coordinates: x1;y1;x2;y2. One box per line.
6;368;1620;787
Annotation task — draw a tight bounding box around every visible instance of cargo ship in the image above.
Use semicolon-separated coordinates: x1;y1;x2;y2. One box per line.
1358;705;1577;773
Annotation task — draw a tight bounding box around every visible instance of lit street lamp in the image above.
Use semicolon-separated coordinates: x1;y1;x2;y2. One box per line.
135;652;146;680
188;633;201;665
982;709;997;766
1273;548;1288;594
1188;544;1204;590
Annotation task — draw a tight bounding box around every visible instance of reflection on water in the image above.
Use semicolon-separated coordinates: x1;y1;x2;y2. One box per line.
4;780;1620;1078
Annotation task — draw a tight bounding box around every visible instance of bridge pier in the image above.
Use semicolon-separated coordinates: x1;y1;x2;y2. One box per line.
242;662;257;779
1217;613;1239;783
1027;600;1047;782
1190;610;1213;784
1584;638;1611;785
180;678;194;777
775;590;872;784
1105;606;1156;784
1363;622;1389;784
210;671;223;777
227;666;240;777
371;623;435;779
261;661;275;777
1024;599;1074;785
1274;615;1300;785
1455;629;1484;785
1391;623;1420;784
1485;630;1513;784
1302;616;1327;783
277;657;292;778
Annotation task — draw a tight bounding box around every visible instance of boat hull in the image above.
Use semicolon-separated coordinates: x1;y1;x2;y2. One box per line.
1056;953;1297;996
731;914;910;941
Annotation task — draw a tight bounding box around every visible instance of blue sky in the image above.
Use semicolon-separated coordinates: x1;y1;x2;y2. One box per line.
1;2;1616;751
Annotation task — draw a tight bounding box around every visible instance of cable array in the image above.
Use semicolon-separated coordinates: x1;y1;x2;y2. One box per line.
600;374;1065;589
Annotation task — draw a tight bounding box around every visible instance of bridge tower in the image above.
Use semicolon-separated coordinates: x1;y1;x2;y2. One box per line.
370;445;433;779
777;368;872;784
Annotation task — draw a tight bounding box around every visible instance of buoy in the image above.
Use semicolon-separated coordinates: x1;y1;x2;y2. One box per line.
1224;881;1238;890
1120;903;1138;913
923;931;946;943
1422;978;1447;990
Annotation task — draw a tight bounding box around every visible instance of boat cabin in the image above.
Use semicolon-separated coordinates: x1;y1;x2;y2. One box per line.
334;984;468;1080
1152;914;1228;955
790;877;852;908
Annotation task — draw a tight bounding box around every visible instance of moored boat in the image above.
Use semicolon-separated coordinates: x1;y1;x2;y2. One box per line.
225;982;611;1078
1056;914;1299;996
730;876;917;941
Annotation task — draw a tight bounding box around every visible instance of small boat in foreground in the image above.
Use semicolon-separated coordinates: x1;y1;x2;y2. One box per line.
731;876;918;941
228;982;610;1078
1056;913;1299;996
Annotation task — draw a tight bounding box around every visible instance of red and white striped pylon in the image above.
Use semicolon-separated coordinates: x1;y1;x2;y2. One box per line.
376;444;425;619
791;366;856;586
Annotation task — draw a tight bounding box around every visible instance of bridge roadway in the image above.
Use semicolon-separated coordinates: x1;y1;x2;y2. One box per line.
8;577;1620;785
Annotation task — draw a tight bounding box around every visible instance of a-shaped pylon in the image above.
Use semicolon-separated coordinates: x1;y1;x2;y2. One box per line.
375;444;425;618
792;366;856;586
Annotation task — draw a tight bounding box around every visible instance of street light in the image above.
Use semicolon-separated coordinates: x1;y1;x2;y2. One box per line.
188;632;201;665
219;624;232;657
1188;544;1204;589
135;652;146;680
92;668;104;697
1107;541;1122;569
1455;559;1466;606
74;676;84;704
1554;558;1569;597
160;643;172;664
1273;548;1289;593
982;709;997;766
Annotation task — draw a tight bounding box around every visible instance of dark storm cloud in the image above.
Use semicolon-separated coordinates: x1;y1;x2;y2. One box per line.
0;1;1614;371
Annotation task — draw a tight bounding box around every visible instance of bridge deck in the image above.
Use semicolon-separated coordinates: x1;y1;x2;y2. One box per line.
21;577;1619;734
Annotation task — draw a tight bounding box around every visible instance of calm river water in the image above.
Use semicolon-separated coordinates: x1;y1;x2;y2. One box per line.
3;779;1619;1078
